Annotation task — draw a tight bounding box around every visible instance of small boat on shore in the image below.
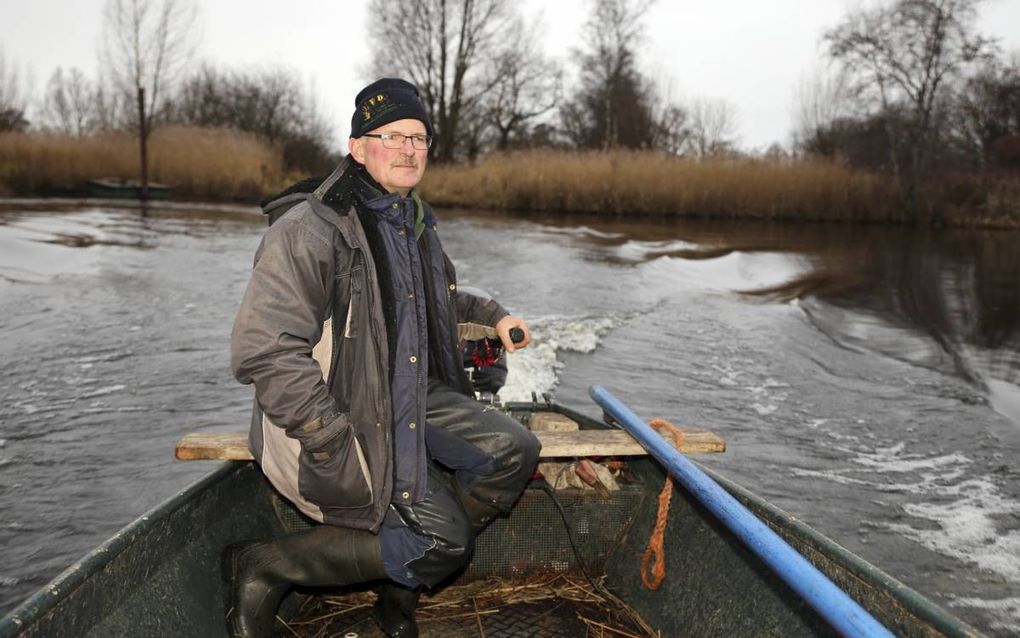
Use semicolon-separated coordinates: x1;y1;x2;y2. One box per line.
85;178;171;200
0;394;983;637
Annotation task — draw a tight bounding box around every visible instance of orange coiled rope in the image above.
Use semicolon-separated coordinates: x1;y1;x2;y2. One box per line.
640;418;685;591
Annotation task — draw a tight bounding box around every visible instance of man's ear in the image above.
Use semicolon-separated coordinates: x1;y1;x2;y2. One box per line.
348;137;365;164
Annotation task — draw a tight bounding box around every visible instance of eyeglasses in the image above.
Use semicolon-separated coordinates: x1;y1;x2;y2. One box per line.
361;132;432;150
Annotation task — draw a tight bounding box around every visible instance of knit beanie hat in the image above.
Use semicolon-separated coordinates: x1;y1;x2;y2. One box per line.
350;78;434;139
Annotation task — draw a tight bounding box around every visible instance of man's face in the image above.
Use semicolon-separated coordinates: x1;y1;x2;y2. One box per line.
348;118;428;196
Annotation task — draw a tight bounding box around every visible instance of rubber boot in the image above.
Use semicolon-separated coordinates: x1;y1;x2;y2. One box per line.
454;481;504;534
374;581;421;638
223;525;386;638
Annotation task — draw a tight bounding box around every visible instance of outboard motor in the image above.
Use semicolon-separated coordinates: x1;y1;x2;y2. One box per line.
459;286;509;404
464;336;508;397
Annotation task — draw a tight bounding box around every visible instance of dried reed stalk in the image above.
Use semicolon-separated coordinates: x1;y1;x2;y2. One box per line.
291;572;659;637
472;596;486;637
275;615;301;638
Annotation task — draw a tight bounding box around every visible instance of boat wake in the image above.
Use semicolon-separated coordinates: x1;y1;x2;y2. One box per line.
500;314;621;403
638;248;811;295
798;298;1020;429
791;437;1020;630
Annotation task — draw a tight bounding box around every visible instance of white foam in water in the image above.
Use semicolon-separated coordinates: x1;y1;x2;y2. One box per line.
795;436;1020;594
749;379;789;415
79;384;126;399
500;315;617;403
640;250;810;293
750;403;778;416
888;476;1020;582
789;466;874;487
614;238;700;262
947;596;1020;635
540;225;625;241
501;343;560;404
710;360;742;387
850;442;970;476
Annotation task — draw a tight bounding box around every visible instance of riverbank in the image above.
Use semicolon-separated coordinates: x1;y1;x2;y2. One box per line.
420;150;1020;229
0;127;288;202
2;133;1017;228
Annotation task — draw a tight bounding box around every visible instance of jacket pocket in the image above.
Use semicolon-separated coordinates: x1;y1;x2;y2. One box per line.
297;416;373;509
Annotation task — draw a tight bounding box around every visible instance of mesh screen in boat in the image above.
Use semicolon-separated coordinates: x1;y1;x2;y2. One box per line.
271;483;646;579
465;484;645;579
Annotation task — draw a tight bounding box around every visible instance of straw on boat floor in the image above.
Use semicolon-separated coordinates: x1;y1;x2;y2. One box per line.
278;573;658;638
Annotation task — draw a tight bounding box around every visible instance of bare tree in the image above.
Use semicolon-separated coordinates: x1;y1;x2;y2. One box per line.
951;56;1020;167
482;15;562;151
564;0;657;150
647;78;690;155
100;0;198;197
40;68;99;135
824;0;995;214
651;104;689;155
175;65;306;142
686;97;737;157
91;85;129;133
173;65;336;173
792;66;853;156
0;48;29;132
368;0;513;162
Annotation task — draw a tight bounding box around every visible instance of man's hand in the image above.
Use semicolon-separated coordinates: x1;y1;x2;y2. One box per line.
495;315;531;353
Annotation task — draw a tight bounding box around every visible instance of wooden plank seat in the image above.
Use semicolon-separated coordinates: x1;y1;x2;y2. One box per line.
176;423;725;461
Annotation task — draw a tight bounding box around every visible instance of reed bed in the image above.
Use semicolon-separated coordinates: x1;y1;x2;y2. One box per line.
3;133;1016;228
420;149;905;224
0;126;285;201
286;573;658;638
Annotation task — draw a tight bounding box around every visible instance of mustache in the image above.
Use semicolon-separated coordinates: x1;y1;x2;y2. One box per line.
391;159;419;168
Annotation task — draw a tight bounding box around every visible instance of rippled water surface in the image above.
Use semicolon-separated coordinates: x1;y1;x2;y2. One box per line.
1;202;1018;635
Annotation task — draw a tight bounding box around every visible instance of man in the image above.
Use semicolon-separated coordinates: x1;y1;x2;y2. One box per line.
226;78;541;638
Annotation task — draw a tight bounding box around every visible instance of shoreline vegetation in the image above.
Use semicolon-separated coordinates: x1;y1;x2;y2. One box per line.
420;151;1020;230
0;127;285;202
1;129;1018;230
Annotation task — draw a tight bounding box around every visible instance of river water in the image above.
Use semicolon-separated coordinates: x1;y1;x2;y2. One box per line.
1;201;1018;635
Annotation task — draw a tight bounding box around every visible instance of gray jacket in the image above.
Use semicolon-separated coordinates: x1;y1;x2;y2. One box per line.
231;160;509;531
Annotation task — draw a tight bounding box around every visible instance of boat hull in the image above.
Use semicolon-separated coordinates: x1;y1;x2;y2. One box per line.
85;179;171;200
0;403;983;637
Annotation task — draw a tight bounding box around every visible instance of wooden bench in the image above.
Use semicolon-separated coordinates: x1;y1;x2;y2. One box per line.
176;422;725;461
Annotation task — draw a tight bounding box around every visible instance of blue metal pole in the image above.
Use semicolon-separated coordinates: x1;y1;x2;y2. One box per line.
589;385;894;638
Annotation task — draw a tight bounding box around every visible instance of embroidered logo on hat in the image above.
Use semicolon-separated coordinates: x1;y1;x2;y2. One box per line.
360;93;398;123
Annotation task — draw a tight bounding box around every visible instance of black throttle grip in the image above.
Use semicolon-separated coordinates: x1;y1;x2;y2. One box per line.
509;327;525;344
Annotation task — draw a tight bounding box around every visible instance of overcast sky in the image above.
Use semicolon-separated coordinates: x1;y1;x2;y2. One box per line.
3;0;1019;151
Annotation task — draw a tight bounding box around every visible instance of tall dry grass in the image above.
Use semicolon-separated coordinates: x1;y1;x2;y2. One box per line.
0;126;286;200
2;135;1015;227
421;150;1020;227
420;149;906;224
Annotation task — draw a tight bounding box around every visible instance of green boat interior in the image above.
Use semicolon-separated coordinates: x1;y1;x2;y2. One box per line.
0;403;981;638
